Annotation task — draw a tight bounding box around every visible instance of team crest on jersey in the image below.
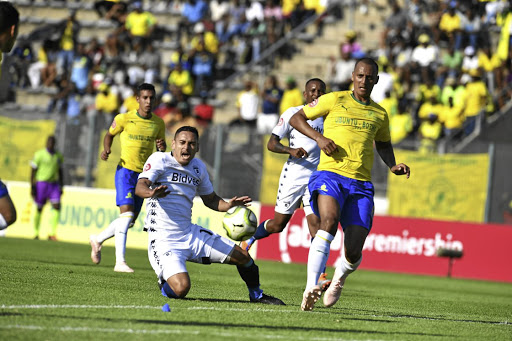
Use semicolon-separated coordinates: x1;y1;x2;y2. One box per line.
144;163;151;171
277;117;284;126
193;167;200;175
309;98;318;107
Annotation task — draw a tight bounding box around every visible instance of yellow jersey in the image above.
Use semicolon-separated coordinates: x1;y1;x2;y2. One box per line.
303;91;390;181
109;110;166;172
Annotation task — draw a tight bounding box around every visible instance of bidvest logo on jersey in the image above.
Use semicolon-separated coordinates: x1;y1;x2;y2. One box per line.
171;172;199;185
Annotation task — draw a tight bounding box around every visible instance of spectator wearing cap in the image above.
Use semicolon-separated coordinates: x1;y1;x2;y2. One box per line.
279;77;303;115
438;2;462;50
328;42;356;92
461;45;479;74
411;33;439;85
342;30;364;59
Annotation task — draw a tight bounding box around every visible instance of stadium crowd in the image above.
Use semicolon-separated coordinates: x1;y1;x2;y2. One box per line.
4;0;512;154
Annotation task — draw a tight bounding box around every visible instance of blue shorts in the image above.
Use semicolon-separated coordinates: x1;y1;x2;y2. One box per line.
308;170;375;231
115;166;144;215
0;180;9;198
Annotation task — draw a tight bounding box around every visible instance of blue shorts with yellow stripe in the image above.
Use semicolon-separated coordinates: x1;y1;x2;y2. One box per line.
115;165;144;215
308;170;374;231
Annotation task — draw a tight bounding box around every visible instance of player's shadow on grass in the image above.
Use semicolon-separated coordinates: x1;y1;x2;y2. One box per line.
187;297;253;304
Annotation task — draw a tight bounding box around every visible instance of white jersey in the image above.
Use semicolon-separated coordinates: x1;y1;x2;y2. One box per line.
139;152;214;238
271;105;323;215
272;105;323;177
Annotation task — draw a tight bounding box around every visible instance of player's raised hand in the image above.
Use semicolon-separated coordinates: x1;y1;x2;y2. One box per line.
228;196;252;208
317;136;338;156
290;147;308;159
391;163;411;179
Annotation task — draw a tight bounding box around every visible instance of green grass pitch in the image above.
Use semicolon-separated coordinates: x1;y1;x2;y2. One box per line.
0;237;510;340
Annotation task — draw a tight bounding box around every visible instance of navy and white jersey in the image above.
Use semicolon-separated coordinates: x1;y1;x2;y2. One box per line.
139;152;213;237
272;105;323;176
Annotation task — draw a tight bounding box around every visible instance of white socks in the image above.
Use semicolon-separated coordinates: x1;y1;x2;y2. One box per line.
306;230;334;290
114;212;134;264
335;254;362;281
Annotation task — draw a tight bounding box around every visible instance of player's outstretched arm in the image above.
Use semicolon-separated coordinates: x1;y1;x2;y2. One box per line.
200;193;252;212
135;178;170;198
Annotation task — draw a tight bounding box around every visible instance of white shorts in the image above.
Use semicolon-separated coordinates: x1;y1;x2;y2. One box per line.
148;224;236;282
275;176;313;216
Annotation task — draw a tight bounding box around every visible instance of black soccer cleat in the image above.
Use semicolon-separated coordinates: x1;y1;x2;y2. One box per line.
250;293;286;305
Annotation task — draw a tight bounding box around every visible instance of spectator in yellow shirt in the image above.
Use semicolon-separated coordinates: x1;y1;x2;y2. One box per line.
438;4;462;50
124;1;156;48
96;82;120;127
418;95;443;121
167;62;194;96
279;77;303;115
463;69;488;135
439;96;464;137
390;103;413;145
418;113;442;154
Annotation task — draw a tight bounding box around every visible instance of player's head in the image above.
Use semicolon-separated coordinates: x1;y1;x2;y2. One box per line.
0;2;20;53
304;78;326;104
352;57;379;102
172;126;199;166
136;83;156;116
46;135;56;152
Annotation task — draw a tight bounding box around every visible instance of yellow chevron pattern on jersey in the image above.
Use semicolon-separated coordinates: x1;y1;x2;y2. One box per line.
109;110;166;173
303;90;391;181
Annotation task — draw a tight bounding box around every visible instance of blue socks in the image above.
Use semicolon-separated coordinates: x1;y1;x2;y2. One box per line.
237;259;263;300
161;281;178;298
253;220;271;240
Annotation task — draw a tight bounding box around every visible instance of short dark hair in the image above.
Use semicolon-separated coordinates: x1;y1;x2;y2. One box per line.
136;83;156;96
0;2;19;32
354;57;379;75
305;78;327;92
174;126;199;140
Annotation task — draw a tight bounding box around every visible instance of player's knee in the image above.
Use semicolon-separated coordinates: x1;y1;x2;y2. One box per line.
345;250;362;264
230;246;251;265
170;282;190;298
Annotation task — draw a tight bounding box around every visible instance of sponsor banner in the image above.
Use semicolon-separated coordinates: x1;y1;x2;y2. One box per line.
255;205;512;283
4;182;255;249
0;118;56;181
388;150;489;222
259;135;290;205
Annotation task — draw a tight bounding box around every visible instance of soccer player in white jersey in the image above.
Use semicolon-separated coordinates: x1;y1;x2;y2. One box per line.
241;78;331;287
135;126;285;305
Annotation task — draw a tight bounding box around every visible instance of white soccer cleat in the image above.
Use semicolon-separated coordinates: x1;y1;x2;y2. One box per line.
301;285;322;311
114;262;134;273
89;235;102;264
323;270;345;307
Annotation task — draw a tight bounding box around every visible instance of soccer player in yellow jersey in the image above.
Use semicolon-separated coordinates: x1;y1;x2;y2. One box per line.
90;83;166;273
289;58;411;311
0;2;19;231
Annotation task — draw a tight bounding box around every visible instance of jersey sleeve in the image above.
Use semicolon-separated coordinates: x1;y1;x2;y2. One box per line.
302;92;336;120
374;111;391;142
138;153;165;183
196;160;214;196
271;106;299;139
108;113;124;136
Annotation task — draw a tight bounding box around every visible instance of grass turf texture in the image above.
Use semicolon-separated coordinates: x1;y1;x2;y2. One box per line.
0;238;510;341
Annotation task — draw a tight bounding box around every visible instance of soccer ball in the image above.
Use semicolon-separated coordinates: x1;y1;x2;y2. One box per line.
222;206;258;241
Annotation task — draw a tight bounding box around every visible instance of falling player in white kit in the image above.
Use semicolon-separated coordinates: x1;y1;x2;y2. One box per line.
240;78;331;288
135;126;285;305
